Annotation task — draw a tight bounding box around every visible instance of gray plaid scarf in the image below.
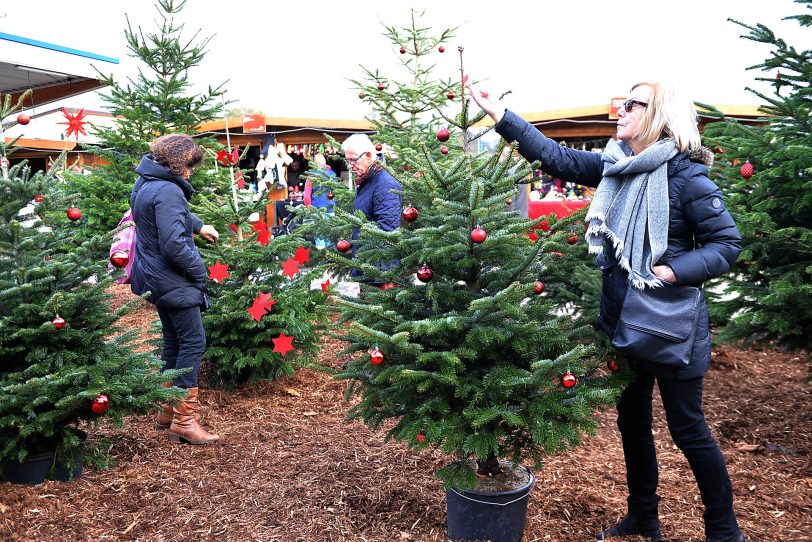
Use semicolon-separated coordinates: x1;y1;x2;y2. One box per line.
585;138;678;289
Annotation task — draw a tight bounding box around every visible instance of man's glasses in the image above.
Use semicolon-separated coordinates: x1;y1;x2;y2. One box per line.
621;99;648;113
343;152;369;166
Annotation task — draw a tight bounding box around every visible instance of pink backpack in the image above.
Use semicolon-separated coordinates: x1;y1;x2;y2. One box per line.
109;209;136;284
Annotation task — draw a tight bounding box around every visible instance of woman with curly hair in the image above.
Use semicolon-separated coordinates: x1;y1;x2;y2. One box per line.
130;133;221;445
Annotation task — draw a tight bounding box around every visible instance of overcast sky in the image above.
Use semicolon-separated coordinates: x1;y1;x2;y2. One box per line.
2;0;810;119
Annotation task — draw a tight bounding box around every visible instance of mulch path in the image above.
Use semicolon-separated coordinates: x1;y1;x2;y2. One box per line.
2;285;810;541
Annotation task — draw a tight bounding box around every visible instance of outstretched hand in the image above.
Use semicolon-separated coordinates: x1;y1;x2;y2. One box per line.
465;78;504;123
199;224;220;243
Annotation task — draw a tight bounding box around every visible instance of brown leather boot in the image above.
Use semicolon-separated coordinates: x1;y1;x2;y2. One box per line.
168;387;219;445
155;381;174;429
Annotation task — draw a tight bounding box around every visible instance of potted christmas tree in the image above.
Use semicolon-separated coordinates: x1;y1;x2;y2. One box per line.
0;94;184;485
305;12;628;542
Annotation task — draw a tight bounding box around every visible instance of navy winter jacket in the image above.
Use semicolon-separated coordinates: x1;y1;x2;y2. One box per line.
496;110;742;379
129;154;207;310
350;164;402;279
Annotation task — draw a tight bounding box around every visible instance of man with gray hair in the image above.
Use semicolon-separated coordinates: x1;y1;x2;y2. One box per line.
340;133;402;285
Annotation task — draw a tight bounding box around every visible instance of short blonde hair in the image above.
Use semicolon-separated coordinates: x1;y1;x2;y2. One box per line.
341;133;376;156
631;82;701;152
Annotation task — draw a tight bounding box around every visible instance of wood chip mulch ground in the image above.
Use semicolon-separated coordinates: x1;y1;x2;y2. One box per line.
1;285;810;541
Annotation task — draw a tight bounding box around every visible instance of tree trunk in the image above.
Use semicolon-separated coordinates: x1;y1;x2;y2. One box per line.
476;453;502;477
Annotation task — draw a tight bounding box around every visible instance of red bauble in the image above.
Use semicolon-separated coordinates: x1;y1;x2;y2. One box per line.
416;264;433;283
90;393;110;414
607;359;620;373
436;128;450;142
399;46;406;54
551;251;564;259
416;433;425;443
358;91;366;99
66;207;82;221
740;161;754;179
533;281;545;295
369;347;385;366
34;194;44;203
438;45;446;53
539;219;550;232
52;316;66;330
567;234;579;245
715;147;725;154
440;146;449;155
561;371;577;388
326;191;335;200
377;83;385;91
505;198;513;205
375;143;383;152
336;239;351;253
17;113;30;125
446;91;455;100
470;226;487;243
109;250;129;269
402;205;419;223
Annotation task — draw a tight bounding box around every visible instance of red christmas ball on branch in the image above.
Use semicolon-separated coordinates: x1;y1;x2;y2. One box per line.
17;113;30;125
740;161;754;180
358;91;365;99
66;207;82;221
416;433;425;443
52;315;66;330
561;371;577;389
399;46;406;54
336;239;351;253
402;205;419;223
436;128;450;142
416;264;433;283
375;143;383;152
567;234;579;245
438;45;445;53
377;83;385;91
607;359;620;373
369;347;385;366
446;91;455;100
109;250;129;269
470;226;487;243
326;191;335;200
90;393;110;414
440;146;449;155
34;194;44;203
533;281;545;295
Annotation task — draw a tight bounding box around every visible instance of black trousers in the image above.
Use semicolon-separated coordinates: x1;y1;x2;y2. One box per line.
617;371;741;540
156;305;206;389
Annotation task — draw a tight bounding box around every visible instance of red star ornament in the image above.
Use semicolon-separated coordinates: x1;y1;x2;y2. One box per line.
256;227;271;247
272;333;295;356
208;260;230;283
58;108;88;141
216;147;239;166
281;257;300;278
321;279;332;292
293;245;311;264
247;299;267;322
257;291;277;312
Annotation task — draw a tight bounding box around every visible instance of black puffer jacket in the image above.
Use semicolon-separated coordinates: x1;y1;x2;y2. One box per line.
496;110;742;379
129;154;207;310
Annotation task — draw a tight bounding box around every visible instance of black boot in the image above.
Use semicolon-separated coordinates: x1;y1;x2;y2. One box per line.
595;515;664;541
707;534;746;542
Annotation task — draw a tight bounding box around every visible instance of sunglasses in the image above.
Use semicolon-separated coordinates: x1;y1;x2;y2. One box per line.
621;99;648;113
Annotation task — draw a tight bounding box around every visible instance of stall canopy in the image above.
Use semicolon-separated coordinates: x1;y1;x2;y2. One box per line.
0;32;118;111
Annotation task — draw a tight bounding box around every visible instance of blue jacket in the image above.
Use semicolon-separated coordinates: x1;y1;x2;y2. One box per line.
351;164;402;278
310;166;336;210
129;154;207;310
496;110;742;379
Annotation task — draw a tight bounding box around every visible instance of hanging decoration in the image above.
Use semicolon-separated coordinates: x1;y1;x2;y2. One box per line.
272;333;295;356
207;260;231;283
58;108;89;141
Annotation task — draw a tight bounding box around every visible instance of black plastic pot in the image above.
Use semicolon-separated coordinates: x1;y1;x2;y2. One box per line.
446;467;535;542
0;452;54;485
49;440;84;482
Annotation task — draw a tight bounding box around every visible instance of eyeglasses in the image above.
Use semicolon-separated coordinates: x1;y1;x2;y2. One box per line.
343;152;369;166
621;99;648;113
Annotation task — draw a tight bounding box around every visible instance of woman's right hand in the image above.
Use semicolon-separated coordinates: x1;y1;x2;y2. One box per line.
465;79;504;123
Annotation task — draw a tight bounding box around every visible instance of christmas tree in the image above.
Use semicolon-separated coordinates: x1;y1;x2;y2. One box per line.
313;13;627;490
0;93;183;470
701;4;812;349
64;0;225;240
191;137;330;386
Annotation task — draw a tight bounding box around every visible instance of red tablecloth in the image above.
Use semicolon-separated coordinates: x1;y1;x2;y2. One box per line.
528;199;590;220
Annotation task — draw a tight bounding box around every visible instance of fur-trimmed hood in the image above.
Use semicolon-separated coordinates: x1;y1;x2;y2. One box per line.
688;146;714;168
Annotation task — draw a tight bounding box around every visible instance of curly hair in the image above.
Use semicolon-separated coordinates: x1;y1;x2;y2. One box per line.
150;134;204;177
